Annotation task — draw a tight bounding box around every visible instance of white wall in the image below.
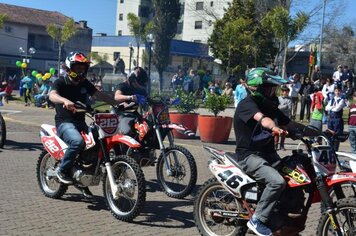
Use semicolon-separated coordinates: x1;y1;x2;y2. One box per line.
116;0;141;36
0;23;28;55
182;0;231;43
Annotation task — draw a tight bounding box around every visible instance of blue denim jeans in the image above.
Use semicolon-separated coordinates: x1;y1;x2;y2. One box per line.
237;153;286;223
349;125;356;153
57;122;87;174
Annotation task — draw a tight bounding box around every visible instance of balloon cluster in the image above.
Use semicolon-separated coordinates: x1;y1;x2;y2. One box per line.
16;61;56;82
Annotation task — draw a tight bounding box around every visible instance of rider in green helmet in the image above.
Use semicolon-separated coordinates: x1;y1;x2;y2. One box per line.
233;67;319;236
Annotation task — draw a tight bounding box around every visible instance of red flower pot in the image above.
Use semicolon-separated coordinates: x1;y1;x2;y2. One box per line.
198;115;232;143
169;113;198;139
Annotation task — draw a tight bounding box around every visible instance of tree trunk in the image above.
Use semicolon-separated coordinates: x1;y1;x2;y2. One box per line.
281;41;288;78
136;44;140;67
159;71;163;93
57;44;62;77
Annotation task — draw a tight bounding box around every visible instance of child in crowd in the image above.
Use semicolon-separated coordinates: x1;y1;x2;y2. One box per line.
275;86;292;150
325;86;346;151
21;70;36;106
348;91;356;153
310;87;325;131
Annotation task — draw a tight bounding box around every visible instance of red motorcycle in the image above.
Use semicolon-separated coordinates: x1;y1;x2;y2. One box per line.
37;102;146;222
112;96;197;199
194;130;356;236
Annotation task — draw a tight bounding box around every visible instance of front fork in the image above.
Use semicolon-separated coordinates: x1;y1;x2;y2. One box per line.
316;176;343;236
155;126;179;176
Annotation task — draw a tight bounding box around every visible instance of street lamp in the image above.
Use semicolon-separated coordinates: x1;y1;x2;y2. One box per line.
146;33;154;95
129;42;134;74
19;47;36;64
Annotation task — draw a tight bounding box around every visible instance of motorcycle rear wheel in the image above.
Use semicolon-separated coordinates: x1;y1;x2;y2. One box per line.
194;177;248;236
103;155;146;222
36;150;68;198
156;145;197;199
0;113;6;148
317;198;356;236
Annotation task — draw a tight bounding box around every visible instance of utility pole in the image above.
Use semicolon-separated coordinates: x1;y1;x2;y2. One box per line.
317;0;326;67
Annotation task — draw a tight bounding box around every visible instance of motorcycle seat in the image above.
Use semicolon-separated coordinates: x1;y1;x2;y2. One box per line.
224;152;244;169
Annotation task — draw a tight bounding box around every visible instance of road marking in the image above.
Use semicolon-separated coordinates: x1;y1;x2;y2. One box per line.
0;110;22;114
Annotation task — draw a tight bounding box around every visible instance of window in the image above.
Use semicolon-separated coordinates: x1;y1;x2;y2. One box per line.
193;40;202;43
177;22;183;34
119;14;123;21
113;52;121;61
196;2;204;10
120;0;124;3
118;30;122;36
210;1;214;7
195;21;202;29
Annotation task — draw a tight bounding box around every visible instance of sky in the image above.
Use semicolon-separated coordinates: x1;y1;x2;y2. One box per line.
0;0;355;41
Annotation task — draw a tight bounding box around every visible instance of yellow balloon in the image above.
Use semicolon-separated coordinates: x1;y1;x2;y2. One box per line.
43;73;51;80
21;62;27;68
36;73;42;79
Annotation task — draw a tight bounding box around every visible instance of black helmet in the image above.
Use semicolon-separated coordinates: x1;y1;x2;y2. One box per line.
129;67;148;87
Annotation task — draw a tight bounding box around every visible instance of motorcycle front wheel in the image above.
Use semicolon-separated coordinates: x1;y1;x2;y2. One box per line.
156;145;197;199
36;150;68;198
103;155;146;222
317;198;356;236
194;178;248;236
0;113;6;148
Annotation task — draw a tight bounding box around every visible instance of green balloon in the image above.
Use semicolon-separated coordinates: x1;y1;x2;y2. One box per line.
16;61;22;67
32;70;38;77
49;68;55;75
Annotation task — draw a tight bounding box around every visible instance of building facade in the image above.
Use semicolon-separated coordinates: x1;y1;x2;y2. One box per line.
0;3;92;80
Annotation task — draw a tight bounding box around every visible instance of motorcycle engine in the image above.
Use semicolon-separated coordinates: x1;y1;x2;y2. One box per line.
71;166;102;187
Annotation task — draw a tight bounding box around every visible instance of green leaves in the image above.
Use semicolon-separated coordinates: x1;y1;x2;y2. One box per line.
47;18;77;46
204;89;231;117
174;88;198;114
0;14;8;28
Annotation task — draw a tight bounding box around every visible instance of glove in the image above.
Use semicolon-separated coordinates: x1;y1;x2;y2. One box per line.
135;94;146;105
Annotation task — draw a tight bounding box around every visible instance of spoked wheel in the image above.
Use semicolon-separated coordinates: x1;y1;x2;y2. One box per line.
194;178;248;236
103;155;146;222
36;150;68;198
317;198;356;236
156;145;197;199
0;113;6;148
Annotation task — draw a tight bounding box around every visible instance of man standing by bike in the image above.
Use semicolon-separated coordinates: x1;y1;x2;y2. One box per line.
49;52;120;192
234;68;318;236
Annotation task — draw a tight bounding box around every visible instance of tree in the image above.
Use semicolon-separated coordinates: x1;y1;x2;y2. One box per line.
47;18;77;75
323;25;356;71
209;0;277;77
88;52;109;76
0;14;8;28
152;0;181;93
262;6;309;78
127;13;153;67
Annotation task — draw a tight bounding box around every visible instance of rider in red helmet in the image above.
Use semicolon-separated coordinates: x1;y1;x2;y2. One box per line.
49;52;120;195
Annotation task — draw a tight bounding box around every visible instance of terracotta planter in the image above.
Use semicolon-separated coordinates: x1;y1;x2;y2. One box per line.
169;113;198;139
198;115;233;143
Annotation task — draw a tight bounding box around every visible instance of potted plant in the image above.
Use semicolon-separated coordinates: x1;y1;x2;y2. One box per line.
198;90;232;143
169;88;199;139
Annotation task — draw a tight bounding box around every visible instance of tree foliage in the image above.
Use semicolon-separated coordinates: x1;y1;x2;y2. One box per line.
47;18;77;74
127;13;153;67
0;14;8;28
209;0;277;77
152;0;181;92
323;25;356;71
262;6;309;77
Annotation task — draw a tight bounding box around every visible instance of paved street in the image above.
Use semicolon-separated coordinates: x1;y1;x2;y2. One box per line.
1;102;352;235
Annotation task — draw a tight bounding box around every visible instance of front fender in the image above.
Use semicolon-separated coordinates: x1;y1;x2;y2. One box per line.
162;123;195;137
106;134;141;151
326;172;356;187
